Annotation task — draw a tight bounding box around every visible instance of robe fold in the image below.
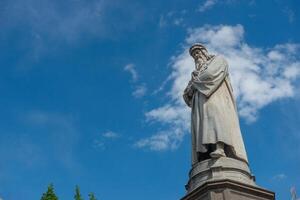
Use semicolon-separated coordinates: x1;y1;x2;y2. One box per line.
183;55;248;164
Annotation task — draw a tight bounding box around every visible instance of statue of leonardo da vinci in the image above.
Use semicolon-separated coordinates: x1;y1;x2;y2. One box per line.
183;43;248;165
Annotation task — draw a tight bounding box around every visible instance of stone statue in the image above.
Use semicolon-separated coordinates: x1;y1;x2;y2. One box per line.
181;44;274;200
183;43;248;165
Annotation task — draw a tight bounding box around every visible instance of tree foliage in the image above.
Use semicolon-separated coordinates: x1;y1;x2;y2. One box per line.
88;193;97;200
74;185;84;200
41;184;98;200
40;184;59;200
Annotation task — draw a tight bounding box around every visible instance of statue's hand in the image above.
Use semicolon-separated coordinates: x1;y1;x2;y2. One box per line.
191;70;200;82
184;81;194;97
188;89;194;97
183;86;193;107
192;70;199;76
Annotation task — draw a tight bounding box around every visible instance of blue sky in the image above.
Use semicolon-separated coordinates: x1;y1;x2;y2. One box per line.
0;0;299;199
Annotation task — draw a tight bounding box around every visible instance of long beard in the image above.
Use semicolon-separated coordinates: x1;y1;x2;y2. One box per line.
195;59;205;70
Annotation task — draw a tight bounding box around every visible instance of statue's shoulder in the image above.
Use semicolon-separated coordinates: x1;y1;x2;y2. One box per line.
213;55;228;65
208;55;229;73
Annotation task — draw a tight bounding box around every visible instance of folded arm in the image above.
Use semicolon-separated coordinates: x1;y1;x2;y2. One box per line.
192;56;228;98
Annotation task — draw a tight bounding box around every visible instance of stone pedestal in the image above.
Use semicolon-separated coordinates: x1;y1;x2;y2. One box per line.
182;157;275;200
181;179;275;200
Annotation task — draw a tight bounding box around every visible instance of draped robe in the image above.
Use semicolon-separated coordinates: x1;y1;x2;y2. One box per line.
183;55;248;165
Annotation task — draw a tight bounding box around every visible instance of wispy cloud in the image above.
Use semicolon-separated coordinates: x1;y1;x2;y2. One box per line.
0;133;44;169
1;0;147;42
198;0;218;12
124;63;148;98
135;129;184;151
197;0;241;12
136;24;300;151
173;18;184;26
0;0;105;64
124;63;138;82
159;15;167;28
0;110;81;173
93;130;120;150
22;110;80;169
1;0;106;42
283;7;295;23
272;173;287;181
1;0;146;63
158;10;187;28
132;85;147;98
24;110;75;128
93;140;105;150
102;131;120;139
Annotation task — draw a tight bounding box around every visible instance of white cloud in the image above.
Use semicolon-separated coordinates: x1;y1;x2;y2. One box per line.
124;63;148;98
284;62;300;79
93;139;105;150
124;63;138;82
132;85;147;98
136;24;300;151
1;0;146;63
158;10;186;28
272;173;287;181
198;0;218;12
102;131;120;139
2;0;106;43
24;110;75;128
159;15;167;28
197;0;243;13
135;129;183;151
173;18;184;26
2;0;146;43
268;50;284;61
283;7;295;23
93;130;120;150
146;105;189;127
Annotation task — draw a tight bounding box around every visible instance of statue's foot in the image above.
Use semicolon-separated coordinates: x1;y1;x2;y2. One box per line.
210;149;226;158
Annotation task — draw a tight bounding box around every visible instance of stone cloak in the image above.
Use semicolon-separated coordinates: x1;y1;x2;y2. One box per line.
184;55;248;164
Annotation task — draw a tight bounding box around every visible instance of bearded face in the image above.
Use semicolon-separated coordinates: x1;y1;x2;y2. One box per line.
192;49;209;70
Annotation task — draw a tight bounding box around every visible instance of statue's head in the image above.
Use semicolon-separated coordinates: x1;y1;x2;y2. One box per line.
189;43;210;62
189;43;212;70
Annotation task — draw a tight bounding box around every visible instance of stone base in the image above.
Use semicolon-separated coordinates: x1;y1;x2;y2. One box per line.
181;179;275;200
186;157;255;193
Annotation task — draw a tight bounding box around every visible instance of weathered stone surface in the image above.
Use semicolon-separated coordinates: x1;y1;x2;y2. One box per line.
182;179;275;200
183;44;248;164
186;157;255;193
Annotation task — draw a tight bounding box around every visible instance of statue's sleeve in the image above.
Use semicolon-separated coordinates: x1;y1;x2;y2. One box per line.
192;56;228;98
183;81;193;107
